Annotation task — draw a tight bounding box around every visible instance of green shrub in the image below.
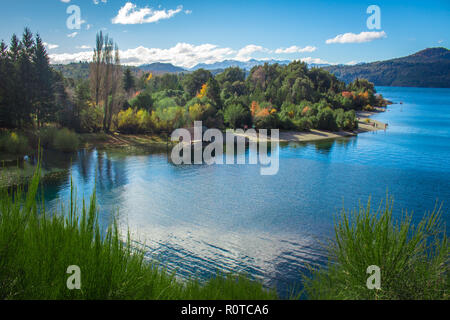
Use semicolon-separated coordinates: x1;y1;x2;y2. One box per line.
304;198;449;300
80;105;103;133
38;127;59;149
53;128;79;153
129;92;154;111
0;131;30;155
117;108;140;133
254;113;280;130
223;104;251;129
293;117;313;131
316;107;338;131
117;108;156;134
154;97;179;110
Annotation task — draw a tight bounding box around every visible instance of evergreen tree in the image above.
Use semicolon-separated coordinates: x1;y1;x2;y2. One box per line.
0;41;11;127
123;68;135;96
6;34;22;127
8;34;21;62
17;28;35;127
206;77;221;108
33;34;56;127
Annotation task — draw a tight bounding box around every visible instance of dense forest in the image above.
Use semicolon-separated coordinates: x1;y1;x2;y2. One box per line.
0;28;388;154
326;47;450;88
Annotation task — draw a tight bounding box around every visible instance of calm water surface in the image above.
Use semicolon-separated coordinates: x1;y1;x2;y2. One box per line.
42;87;450;297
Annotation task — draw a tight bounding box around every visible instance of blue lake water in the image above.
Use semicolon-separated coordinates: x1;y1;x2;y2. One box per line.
42;86;450;297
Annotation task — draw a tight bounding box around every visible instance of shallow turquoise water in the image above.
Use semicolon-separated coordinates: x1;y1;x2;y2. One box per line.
42;86;450;297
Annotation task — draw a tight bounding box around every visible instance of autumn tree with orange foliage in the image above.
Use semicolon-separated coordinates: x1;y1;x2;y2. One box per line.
197;83;208;99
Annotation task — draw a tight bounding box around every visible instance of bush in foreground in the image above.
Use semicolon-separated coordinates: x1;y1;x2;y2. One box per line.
304;199;449;300
52;128;79;153
0;131;29;155
39;127;79;152
0;168;277;300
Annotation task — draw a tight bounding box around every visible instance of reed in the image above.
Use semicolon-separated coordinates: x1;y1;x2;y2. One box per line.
303;198;449;300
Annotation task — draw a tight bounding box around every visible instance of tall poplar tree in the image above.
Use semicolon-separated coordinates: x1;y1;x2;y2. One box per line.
90;31;104;107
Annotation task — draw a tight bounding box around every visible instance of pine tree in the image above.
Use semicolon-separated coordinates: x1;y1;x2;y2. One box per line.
0;28;63;129
123;68;135;96
0;41;11;127
17;28;35;127
33;34;55;127
6;34;22;127
8;34;21;62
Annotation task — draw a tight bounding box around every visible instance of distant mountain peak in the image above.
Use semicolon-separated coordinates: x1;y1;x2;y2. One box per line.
412;47;449;57
138;62;186;74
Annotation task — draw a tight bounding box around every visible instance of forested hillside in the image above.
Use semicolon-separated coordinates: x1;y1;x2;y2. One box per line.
325;48;450;88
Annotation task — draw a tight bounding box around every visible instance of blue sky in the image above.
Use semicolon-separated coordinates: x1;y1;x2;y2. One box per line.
0;0;448;67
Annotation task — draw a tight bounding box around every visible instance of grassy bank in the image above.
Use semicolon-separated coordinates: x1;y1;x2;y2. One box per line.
0;128;172;156
79;132;173;151
0;129;172;188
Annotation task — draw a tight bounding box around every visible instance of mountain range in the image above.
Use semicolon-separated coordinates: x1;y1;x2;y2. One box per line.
189;59;291;71
52;47;450;88
138;62;186;74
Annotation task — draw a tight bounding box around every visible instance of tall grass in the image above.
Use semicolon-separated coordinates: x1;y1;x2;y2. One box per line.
0;166;277;300
304;198;449;300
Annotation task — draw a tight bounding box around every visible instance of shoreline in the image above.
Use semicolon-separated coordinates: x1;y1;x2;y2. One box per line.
0;110;388;188
231;109;388;143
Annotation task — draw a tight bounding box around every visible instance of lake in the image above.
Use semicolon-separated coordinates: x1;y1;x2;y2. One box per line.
41;86;450;297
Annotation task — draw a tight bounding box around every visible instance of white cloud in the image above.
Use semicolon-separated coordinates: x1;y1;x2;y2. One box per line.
275;45;317;54
299;57;332;65
49;43;234;68
43;42;59;50
326;31;387;44
60;0;71;3
67;32;78;38
235;45;268;61
112;2;185;24
76;45;91;49
49;43;332;68
49;51;93;64
93;0;107;4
